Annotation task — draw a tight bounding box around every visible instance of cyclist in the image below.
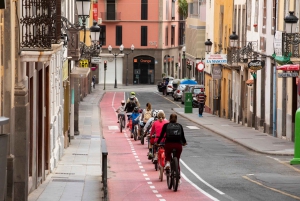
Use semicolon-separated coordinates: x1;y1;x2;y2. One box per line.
126;92;140;108
150;110;169;162
156;113;187;184
130;107;141;136
116;100;126;123
139;103;152;138
124;96;137;128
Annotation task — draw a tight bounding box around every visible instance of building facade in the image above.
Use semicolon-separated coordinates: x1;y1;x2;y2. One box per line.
97;0;185;85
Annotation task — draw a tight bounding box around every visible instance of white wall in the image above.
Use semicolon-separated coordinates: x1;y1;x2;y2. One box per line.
98;55;124;84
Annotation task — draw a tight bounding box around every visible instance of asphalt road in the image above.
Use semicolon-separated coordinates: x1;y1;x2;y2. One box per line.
127;89;300;201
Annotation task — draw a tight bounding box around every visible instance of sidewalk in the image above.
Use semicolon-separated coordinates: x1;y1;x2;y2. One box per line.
28;85;105;201
173;108;295;156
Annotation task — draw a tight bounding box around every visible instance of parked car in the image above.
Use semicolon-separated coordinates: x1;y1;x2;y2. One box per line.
166;79;181;95
173;84;187;101
157;76;174;92
182;84;205;104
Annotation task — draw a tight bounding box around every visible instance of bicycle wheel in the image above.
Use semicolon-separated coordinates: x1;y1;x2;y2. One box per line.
134;126;137;141
122;117;125;129
172;157;179;192
155;162;158;171
166;169;172;189
141;130;144;145
119;117;122;133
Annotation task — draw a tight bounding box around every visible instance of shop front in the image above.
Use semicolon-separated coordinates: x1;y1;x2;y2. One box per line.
133;56;155;84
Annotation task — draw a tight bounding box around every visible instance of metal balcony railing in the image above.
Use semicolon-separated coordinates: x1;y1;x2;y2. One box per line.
100;12;121;21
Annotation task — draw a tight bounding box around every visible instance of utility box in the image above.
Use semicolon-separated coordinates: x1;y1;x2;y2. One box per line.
184;92;193;113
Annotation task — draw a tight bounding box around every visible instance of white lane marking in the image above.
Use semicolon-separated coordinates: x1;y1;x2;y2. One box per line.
180;159;225;195
139;166;144;168
108;126;119;130
159;199;166;201
147;182;152;184
141;169;145;172
134;156;138;158
150;186;155;189
153;190;158;193
186;126;200;129
181;173;220;201
156;194;162;197
112;92;116;108
145;178;150;180
143;174;148;176
136;159;140;161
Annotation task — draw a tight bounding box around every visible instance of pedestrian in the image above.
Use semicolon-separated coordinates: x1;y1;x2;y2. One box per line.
196;88;206;117
156;113;187;184
92;75;96;89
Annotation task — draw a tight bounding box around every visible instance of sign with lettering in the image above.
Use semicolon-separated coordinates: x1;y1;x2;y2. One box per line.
212;64;222;79
248;60;265;70
278;72;299;78
205;54;227;64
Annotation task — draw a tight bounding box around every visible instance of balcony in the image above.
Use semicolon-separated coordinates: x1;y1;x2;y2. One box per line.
100;12;121;21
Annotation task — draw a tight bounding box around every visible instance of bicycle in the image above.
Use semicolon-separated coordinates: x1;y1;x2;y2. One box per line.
140;123;145;145
118;114;126;133
166;148;180;192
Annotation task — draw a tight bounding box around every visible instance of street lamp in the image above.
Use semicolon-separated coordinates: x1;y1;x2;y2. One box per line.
182;46;186;78
75;0;92;43
205;39;213;54
123;44;134;86
90;21;101;42
229;31;239;48
284;11;299;34
108;44;123;88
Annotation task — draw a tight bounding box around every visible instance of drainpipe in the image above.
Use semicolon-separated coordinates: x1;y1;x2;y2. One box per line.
273;0;278;137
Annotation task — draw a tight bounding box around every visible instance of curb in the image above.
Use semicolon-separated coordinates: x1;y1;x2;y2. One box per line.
173;109;294;156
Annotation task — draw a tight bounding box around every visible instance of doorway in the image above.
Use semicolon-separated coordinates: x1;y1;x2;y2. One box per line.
133;56;155;84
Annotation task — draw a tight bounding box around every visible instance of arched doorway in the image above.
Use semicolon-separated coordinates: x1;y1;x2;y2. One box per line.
133;56;155;84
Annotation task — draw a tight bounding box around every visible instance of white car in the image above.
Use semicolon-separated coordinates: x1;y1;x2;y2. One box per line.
173;84;187;101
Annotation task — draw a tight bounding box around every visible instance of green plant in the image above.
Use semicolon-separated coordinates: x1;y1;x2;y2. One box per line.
177;0;188;19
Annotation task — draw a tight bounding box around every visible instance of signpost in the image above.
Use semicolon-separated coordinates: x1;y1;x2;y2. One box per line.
91;57;101;64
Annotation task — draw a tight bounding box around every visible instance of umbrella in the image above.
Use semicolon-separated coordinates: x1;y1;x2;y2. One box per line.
180;79;198;85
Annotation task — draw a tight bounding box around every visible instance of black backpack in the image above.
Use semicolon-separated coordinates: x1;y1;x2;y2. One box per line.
166;123;182;137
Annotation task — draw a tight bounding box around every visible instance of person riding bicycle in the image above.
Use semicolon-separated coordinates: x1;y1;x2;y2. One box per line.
130;107;141;136
126;92;140;108
116;100;126;123
144;109;159;134
124;96;137;128
156;113;187;184
139;103;153;137
150;110;169;162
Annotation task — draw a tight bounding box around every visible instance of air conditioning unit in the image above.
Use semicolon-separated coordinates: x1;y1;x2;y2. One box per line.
98;18;102;25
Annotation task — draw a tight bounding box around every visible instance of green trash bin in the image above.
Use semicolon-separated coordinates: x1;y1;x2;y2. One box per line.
184;92;193;113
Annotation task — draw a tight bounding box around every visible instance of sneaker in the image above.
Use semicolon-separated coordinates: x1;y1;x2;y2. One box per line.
117;121;119;123
148;153;153;160
138;136;141;140
164;161;170;169
199;114;203;117
179;179;182;185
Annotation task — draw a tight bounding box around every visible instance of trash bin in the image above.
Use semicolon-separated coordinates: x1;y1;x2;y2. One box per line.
0;134;8;201
184;92;193;113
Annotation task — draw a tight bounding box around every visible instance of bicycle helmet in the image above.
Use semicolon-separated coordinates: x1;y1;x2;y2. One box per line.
129;96;135;101
152;110;159;118
131;92;136;96
133;107;139;112
121;100;125;106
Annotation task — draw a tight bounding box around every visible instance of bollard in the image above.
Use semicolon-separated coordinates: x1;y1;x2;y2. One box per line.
101;139;108;199
291;108;300;165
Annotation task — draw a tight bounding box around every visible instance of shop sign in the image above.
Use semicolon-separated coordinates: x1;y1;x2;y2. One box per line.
140;59;153;64
91;57;101;64
212;64;222;79
197;62;204;72
278;72;299;78
205;54;227;64
248;60;265;70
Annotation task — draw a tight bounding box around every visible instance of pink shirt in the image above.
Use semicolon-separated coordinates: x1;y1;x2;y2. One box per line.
150;119;169;143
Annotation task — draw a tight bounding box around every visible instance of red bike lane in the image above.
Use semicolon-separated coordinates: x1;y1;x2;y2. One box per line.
100;92;215;201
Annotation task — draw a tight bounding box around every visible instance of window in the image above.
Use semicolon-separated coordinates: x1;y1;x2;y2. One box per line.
116;26;122;46
247;0;251;30
100;25;106;46
107;0;115;20
171;0;175;20
141;0;148;20
171;26;175;46
166;0;169;20
254;0;258;32
262;0;267;34
165;26;168;46
178;22;184;45
141;26;147;46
